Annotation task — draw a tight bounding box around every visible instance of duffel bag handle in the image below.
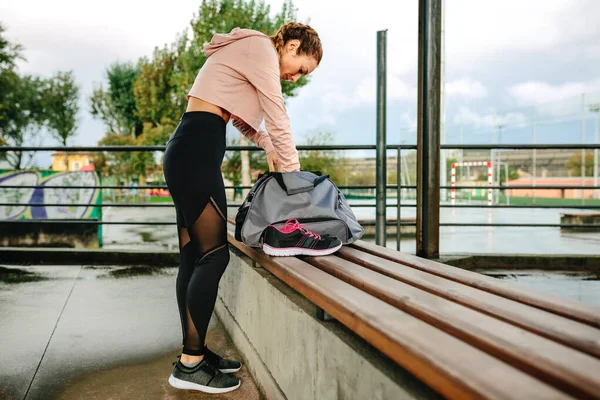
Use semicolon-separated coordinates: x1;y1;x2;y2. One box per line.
264;170;329;195
313;174;330;187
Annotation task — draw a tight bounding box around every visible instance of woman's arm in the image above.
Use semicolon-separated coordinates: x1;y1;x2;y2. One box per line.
243;36;301;172
232;116;275;154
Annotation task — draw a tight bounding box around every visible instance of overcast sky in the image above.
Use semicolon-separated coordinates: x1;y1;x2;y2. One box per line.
2;0;600;160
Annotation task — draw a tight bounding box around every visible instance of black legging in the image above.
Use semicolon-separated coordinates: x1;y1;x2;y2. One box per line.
163;111;230;356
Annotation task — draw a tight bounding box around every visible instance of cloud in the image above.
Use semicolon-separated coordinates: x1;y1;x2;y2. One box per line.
508;80;600;105
446;79;487;99
400;112;417;132
355;75;417;104
445;0;600;71
313;74;416;115
454;106;527;129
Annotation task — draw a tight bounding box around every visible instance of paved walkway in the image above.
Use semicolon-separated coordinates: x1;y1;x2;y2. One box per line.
0;264;262;400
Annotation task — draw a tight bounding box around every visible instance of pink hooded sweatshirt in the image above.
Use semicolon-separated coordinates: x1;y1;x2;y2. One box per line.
187;28;300;172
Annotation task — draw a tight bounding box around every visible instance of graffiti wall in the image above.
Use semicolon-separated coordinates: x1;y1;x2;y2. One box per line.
0;170;101;220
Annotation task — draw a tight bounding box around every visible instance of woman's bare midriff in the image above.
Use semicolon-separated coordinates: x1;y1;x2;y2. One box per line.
186;96;231;124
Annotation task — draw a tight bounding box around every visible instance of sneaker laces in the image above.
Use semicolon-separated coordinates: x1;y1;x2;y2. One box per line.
281;218;322;239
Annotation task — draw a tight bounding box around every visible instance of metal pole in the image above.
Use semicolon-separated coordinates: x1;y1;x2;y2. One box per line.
504;162;510;206
416;0;442;258
590;105;600;199
581;94;585;204
375;29;388;246
240;135;251;200
467;165;471;204
595;114;599;199
439;0;447;203
532;107;537;204
397;146;402;251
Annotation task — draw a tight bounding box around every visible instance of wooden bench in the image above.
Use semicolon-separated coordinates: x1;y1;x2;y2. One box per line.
226;222;600;400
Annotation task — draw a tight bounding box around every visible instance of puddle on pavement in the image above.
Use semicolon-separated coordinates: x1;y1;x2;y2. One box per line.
0;266;48;284
107;265;168;278
479;269;600;306
76;265;173;280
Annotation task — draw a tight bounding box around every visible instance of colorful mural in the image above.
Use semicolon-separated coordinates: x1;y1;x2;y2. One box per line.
0;170;101;220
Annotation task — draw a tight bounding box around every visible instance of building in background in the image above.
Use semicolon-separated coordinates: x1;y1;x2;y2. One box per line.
51;151;95;172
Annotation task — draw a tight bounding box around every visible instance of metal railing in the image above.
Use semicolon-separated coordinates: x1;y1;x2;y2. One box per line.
1;144;599;252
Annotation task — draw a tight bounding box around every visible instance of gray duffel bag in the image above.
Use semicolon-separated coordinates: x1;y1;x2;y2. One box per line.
234;170;364;248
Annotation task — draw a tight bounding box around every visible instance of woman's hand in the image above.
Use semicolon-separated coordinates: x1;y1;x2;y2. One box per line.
267;150;280;172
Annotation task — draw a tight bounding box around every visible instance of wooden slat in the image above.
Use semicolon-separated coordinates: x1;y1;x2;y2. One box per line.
226;228;573;400
351;240;600;328
303;255;600;399
337;246;600;359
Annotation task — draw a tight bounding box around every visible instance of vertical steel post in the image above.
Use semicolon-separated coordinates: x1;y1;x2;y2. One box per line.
532;107;537;204
397;146;402;251
594;109;599;199
416;0;442;258
581;94;586;204
376;29;388;246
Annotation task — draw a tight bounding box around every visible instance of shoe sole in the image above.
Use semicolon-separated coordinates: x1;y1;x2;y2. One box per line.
262;242;342;257
168;375;241;393
220;363;242;373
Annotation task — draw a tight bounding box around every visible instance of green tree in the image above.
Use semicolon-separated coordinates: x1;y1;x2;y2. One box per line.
133;44;180;129
96;133;153;182
42;71;80;170
498;167;520;185
0;23;24;71
1;25;80;169
297;132;343;183
567;151;594;177
0;22;28;166
43;70;80;146
90;62;142;137
0;73;46;169
476;167;519;183
1;22;24;132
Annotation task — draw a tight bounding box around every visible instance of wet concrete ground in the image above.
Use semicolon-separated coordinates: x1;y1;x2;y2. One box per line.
0;265;262;400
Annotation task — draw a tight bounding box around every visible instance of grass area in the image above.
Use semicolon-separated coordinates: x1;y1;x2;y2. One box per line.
148;196;173;203
101;195;173;204
498;195;600;208
452;194;600;208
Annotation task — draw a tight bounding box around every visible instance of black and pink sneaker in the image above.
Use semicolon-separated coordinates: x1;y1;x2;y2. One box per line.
262;218;342;257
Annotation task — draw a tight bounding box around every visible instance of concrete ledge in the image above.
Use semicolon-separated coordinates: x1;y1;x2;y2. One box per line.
560;213;600;231
440;253;600;271
0;247;179;266
215;247;441;400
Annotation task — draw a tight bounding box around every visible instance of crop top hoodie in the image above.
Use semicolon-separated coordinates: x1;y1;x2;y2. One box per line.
187;27;300;172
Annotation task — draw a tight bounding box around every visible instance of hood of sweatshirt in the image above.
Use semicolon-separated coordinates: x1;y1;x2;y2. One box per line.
203;28;268;57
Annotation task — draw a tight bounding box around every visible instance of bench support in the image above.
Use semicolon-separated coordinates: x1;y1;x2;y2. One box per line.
316;307;334;321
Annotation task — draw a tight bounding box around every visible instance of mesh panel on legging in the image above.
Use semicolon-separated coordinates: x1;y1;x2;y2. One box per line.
175;197;229;356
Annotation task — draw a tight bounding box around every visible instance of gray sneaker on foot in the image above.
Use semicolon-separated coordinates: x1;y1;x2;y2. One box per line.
204;347;243;373
168;359;241;394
